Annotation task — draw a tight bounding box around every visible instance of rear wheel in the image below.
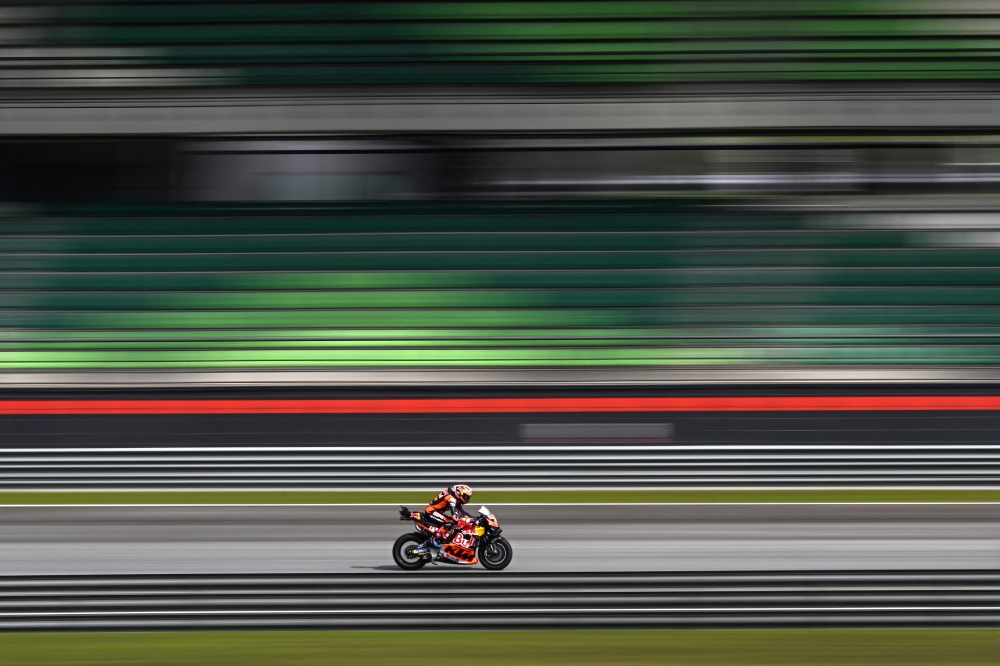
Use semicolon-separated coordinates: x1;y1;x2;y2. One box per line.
479;536;513;570
392;532;429;570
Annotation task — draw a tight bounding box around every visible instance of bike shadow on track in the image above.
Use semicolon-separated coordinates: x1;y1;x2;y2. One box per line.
350;565;399;571
350;565;496;572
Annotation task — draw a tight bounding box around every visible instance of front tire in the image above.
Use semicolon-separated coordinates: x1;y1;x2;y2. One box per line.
392;532;429;570
479;536;513;570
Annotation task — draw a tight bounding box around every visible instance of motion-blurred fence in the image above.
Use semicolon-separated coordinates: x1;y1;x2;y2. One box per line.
1;440;996;490
0;571;993;629
0;407;997;489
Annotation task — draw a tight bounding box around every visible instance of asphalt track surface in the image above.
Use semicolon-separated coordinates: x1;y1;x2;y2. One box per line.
0;504;995;576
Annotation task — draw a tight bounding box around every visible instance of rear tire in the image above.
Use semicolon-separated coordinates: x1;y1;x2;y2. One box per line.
479;536;513;570
392;532;429;570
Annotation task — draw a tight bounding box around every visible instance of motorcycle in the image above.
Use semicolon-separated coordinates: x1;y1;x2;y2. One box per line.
393;505;513;570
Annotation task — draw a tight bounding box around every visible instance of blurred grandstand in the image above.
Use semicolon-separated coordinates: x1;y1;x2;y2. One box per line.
4;2;1000;387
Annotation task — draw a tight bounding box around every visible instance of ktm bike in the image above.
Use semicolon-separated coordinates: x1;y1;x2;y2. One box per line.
393;505;513;570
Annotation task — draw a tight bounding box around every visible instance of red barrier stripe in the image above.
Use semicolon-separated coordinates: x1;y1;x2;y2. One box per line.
2;396;1000;415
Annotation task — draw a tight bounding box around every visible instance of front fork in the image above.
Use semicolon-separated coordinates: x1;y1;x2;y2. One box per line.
479;535;501;558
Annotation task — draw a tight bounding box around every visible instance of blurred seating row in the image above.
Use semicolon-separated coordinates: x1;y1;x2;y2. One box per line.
3;200;999;372
6;1;1000;87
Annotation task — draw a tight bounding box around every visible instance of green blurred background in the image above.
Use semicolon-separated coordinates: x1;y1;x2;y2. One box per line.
5;201;1000;373
17;1;1000;86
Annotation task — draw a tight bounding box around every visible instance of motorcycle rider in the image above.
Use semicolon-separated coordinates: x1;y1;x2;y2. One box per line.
420;484;473;550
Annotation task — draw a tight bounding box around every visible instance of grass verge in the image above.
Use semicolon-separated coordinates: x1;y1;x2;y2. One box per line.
0;629;996;666
0;489;997;505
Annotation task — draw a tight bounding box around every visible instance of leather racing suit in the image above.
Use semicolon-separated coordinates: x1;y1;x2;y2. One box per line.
423;487;472;544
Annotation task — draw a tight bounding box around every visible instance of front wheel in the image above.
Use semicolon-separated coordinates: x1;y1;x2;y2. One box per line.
478;536;513;570
392;532;429;570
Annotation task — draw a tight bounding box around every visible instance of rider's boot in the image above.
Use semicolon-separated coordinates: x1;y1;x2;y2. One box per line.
414;533;446;558
411;539;436;556
417;525;450;562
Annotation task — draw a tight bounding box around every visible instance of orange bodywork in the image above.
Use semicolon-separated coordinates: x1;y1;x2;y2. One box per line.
442;543;478;565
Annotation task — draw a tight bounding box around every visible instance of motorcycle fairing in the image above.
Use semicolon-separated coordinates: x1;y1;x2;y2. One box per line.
478;506;501;529
442;543;478;565
397;504;503;567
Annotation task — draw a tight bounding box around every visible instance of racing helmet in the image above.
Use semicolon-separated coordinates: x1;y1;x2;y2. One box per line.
451;484;473;504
